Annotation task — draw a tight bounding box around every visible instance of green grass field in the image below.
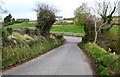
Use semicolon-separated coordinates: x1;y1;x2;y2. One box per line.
4;23;119;35
51;25;85;34
5;23;85;34
109;25;120;34
5;22;35;28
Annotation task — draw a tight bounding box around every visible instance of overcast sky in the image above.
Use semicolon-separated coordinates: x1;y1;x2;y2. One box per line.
1;0;118;20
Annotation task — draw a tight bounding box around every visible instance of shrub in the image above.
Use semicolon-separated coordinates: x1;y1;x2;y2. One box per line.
2;28;11;46
104;26;120;54
12;32;25;42
24;34;34;41
6;28;13;35
55;34;63;39
35;2;57;38
25;28;30;34
82;15;95;43
97;65;109;76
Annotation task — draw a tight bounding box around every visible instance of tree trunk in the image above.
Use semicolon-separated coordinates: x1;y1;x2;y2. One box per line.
40;29;50;38
93;18;97;44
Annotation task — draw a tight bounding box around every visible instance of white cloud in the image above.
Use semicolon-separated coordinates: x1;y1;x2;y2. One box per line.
13;12;37;20
1;0;118;20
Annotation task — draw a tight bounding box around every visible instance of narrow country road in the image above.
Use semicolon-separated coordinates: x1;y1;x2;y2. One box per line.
3;36;94;75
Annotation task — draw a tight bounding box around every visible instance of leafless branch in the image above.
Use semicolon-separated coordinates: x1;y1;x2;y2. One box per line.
34;2;58;14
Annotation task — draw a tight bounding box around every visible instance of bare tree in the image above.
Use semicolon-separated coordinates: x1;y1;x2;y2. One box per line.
93;17;97;44
96;0;118;32
0;0;7;13
92;0;119;44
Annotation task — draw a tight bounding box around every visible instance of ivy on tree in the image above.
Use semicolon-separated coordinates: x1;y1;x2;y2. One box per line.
35;3;57;38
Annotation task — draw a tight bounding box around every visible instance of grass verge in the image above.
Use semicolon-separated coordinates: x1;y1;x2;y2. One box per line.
80;43;120;76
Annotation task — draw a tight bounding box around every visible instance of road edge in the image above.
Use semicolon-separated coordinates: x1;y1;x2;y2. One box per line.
2;39;67;72
77;43;99;77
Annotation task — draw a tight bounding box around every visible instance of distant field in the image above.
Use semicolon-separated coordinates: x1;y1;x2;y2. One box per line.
5;23;85;34
4;23;119;35
5;22;35;28
51;25;85;34
109;25;120;33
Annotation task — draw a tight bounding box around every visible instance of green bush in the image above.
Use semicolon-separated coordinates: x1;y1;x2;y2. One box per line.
6;28;13;35
7;32;36;47
100;25;120;54
35;3;56;38
2;28;11;46
84;43;120;75
12;32;25;41
24;34;34;41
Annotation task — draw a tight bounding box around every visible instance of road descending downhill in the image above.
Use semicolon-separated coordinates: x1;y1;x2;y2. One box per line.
3;36;94;75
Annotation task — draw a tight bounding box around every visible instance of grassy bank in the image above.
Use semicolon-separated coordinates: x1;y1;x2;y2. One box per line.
51;25;85;34
85;43;120;75
2;32;64;69
79;43;120;75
